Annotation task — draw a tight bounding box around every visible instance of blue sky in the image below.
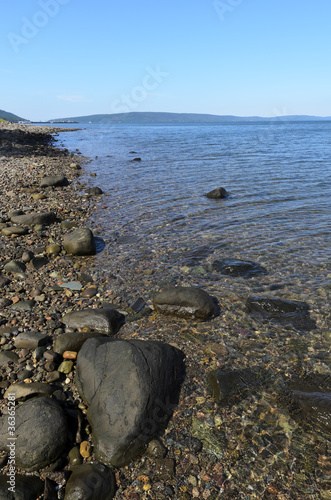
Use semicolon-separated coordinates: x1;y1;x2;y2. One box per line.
1;0;330;121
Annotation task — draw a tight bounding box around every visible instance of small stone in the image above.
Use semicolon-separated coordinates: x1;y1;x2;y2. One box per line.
4;260;26;274
68;446;83;466
59;281;82;291
58;360;73;374
205;187;229;199
63;351;77;360
46;371;61;383
46;243;61;255
79;441;91;458
146;439;167;459
31;193;46;200
4;382;54;400
81;286;98;298
0;351;19;365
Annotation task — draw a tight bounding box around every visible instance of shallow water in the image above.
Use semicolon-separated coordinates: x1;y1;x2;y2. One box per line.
56;121;331;496
57;121;330;294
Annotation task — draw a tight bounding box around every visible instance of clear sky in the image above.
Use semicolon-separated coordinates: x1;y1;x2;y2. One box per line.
1;0;330;121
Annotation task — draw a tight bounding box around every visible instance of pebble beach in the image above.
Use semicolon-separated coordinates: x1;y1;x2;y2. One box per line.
0;123;330;499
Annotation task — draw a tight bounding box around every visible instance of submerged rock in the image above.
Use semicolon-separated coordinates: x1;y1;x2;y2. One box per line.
292;390;331;432
211;258;267;277
86;186;103;195
246;296;316;331
153;286;215;320
61;308;125;335
63;228;96;255
0;397;68;471
208;367;265;402
205;187;229;199
64;463;116;500
75;337;185;467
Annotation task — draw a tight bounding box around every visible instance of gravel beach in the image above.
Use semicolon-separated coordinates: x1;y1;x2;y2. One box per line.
0;123;330;500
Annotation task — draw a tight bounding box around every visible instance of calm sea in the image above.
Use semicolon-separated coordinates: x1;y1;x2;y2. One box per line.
56;121;330;310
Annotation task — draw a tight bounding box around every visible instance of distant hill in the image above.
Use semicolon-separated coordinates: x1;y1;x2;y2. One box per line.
0;109;26;122
48;112;331;124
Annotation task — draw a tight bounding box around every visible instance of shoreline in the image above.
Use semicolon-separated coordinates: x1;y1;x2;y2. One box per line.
0;124;330;499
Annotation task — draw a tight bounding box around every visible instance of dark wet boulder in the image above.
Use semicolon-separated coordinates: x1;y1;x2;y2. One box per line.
0;397;68;471
40;174;68;187
86;186;103;195
153;286;215;320
0;474;44;500
75;337;185;467
63;228;96;255
61;308;125;335
246;296;316;331
205;187;229;199
211;258;267;277
10;211;56;226
64;463;116;500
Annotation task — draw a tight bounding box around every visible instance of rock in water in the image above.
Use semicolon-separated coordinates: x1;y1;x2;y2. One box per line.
61;308;125;335
75;338;185;467
0;397;68;471
64;463;116;500
205;187;229;199
246;296;317;331
211;258;267;277
63;228;96;255
153;286;215;320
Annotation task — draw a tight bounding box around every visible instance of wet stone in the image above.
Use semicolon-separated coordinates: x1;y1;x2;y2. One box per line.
2;226;28;236
205;187;229;199
63;228;96;256
0;474;44;500
53;331;108;355
14;331;48;349
4;382;55;400
0;351;19;365
81;286;98;298
62;308;125;335
0;276;10;288
68;446;82;467
153;286;216;320
246;296;317;331
64;463;116;500
40;174;68;187
11;211;57;227
31;256;49;270
4;260;26;274
10;300;35;312
0;298;12;308
0;396;68;471
211;258;267;277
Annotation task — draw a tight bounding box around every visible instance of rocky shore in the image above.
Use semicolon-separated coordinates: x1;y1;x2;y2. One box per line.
0;124;330;499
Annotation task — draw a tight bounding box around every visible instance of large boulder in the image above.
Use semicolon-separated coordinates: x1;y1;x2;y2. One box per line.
10;211;56;226
0;397;68;471
61;308;125;335
153;286;215;320
63;228;96;255
246;296;317;331
64;463;116;500
75;338;185;467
